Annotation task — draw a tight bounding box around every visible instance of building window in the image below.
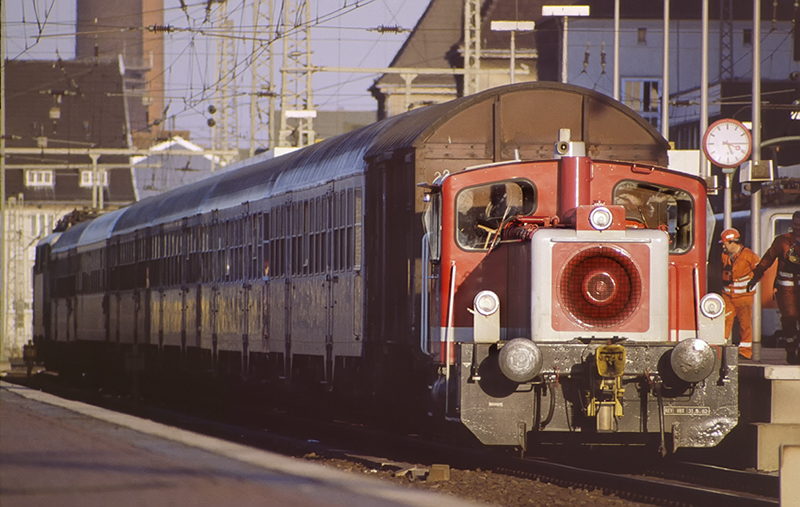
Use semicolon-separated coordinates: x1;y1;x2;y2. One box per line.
621;78;661;130
743;29;752;46
80;170;108;187
637;28;647;45
25;170;54;187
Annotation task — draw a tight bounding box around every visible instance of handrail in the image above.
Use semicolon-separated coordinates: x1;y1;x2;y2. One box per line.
692;266;702;340
444;261;456;413
420;233;431;356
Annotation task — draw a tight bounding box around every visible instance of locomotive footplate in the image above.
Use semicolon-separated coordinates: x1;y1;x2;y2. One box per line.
452;341;738;451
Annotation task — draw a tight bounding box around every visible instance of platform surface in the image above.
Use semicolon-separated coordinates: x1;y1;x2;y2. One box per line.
0;381;482;507
740;347;800;380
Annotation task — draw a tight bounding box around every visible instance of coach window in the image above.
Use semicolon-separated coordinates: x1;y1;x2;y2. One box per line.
774;216;792;237
249;214;258;281
347;188;355;270
272;208;280;277
206;225;213;282
309;198;317;274
235;218;243;281
354;188;362;270
272;205;286;278
333;192;341;271
261;213;270;278
613;180;694;254
455;180;536;251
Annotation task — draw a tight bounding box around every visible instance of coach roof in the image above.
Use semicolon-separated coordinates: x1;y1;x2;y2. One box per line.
59;82;667;248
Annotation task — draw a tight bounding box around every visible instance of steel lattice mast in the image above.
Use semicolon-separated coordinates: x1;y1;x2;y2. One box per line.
213;0;239;155
278;0;315;148
249;0;276;156
463;0;481;96
719;0;734;81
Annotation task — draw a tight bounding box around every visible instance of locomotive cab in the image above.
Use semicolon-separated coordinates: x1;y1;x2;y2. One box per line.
421;134;735;453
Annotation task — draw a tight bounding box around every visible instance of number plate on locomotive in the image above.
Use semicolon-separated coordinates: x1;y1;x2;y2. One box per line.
663;406;711;416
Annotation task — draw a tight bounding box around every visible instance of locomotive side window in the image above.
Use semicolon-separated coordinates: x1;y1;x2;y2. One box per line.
422;191;441;261
456;180;536;250
613;180;694;254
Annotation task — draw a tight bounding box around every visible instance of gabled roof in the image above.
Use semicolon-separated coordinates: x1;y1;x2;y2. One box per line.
371;0;554;92
131;136;223;202
3;58;135;204
373;0;463;89
141;136;209;156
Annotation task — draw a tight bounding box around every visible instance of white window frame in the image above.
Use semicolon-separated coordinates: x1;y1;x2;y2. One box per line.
25;170;54;187
80;170;109;188
621;78;661;131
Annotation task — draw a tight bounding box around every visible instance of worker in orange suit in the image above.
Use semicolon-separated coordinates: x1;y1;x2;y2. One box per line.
719;228;760;359
748;211;800;365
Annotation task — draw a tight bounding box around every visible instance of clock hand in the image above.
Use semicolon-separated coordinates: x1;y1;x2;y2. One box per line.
721;140;734;154
722;140;747;152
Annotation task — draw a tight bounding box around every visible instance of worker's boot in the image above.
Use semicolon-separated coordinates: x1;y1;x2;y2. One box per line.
786;335;800;365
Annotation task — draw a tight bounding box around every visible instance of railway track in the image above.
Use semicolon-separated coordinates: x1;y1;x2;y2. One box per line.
4;371;778;507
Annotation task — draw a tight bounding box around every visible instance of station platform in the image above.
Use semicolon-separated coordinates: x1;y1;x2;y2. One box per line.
0;381;479;507
731;347;800;477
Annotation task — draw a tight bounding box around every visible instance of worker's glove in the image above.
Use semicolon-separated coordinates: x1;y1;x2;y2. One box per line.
746;280;757;292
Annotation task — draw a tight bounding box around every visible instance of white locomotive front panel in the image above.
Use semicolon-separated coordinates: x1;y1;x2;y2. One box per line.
531;228;669;342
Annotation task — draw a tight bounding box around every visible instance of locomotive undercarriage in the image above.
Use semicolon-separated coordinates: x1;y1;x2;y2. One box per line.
439;341;738;452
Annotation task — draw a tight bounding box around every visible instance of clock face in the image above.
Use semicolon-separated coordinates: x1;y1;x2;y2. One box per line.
702;119;752;168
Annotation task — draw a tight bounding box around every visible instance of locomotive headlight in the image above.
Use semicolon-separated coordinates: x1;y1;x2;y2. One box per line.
474;290;500;316
700;293;725;320
670;338;716;383
498;338;543;383
589;206;613;231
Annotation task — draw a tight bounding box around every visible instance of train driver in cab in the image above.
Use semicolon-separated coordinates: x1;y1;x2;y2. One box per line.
748;211;800;364
457;182;525;250
719;228;760;359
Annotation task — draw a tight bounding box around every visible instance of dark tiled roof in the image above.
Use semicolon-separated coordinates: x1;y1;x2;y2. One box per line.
372;0;554;90
4;59;135;204
373;0;463;89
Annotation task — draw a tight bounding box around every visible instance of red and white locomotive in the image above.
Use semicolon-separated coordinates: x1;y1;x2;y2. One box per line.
33;83;736;452
422;129;735;452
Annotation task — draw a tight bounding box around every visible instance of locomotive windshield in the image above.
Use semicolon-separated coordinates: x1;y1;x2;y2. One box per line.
613;180;694;254
456;180;536;250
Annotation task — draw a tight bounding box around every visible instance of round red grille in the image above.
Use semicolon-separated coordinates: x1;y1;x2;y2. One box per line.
559;246;642;328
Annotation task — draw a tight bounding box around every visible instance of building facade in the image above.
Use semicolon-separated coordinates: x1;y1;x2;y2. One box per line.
2;59;136;359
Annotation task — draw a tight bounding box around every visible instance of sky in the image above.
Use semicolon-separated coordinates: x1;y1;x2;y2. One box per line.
4;0;431;146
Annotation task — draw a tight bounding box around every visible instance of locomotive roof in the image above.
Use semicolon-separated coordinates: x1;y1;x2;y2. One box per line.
54;82;668;252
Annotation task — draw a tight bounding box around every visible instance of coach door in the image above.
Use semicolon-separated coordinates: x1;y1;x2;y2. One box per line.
241;211;254;376
267;203;290;377
330;187;363;363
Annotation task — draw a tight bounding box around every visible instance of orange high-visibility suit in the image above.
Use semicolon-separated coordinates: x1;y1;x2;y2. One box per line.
751;233;800;364
721;247;760;359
